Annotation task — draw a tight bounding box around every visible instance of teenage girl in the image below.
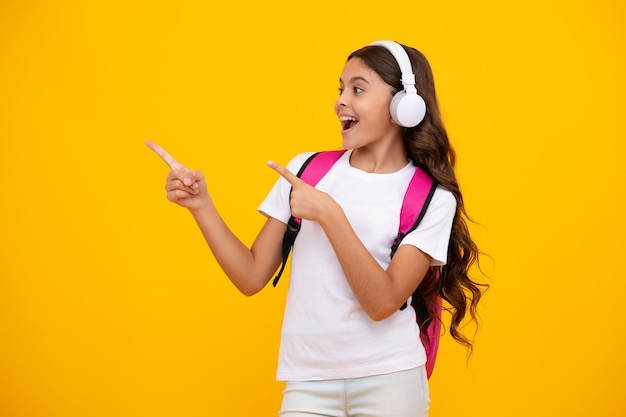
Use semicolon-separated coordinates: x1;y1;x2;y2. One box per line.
147;40;486;417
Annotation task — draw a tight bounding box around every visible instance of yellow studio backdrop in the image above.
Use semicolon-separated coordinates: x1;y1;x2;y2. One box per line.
1;0;624;416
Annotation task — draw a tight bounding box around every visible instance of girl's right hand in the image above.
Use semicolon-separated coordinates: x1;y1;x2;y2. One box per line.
146;140;211;212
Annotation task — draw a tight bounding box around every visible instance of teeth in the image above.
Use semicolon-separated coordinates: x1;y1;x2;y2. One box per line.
340;115;358;131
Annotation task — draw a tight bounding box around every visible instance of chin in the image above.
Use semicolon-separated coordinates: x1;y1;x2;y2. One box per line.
341;137;355;150
341;132;359;149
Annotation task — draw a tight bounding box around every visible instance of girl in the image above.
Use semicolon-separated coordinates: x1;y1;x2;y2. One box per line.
147;40;486;417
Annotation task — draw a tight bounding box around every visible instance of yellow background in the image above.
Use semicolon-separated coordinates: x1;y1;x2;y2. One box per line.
1;0;624;416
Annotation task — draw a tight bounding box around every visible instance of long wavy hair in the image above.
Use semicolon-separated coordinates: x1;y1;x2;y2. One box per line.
348;43;489;351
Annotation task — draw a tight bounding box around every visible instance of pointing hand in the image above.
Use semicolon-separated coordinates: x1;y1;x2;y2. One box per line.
146;141;209;211
267;160;335;222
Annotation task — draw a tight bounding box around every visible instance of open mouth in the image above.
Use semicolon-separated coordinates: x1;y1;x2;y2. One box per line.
340;116;358;131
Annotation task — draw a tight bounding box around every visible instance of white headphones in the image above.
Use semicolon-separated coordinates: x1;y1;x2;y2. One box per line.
370;41;427;128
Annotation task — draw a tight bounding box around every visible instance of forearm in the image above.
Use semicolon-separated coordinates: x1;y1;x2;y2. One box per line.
189;202;276;296
146;142;281;294
319;205;405;320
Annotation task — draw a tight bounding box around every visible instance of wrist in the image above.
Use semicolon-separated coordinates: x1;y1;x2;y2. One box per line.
188;197;214;217
318;197;344;230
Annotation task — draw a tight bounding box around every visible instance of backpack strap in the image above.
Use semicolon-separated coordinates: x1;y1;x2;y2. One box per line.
273;150;346;287
390;166;440;379
391;167;438;259
391;167;437;312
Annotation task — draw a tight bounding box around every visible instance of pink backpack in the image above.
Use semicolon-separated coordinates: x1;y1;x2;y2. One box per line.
273;150;442;379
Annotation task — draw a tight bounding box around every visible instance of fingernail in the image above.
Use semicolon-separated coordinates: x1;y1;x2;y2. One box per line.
184;178;192;186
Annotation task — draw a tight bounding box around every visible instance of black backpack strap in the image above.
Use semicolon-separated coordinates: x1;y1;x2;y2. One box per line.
272;153;319;287
273;151;345;287
410;289;432;326
273;215;301;286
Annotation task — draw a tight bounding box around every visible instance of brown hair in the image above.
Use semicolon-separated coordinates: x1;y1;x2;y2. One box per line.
348;43;489;351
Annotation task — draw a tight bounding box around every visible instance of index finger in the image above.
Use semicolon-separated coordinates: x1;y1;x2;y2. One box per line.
267;160;303;186
145;140;183;169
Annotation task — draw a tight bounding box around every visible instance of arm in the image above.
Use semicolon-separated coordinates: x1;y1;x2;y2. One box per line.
147;141;285;296
318;203;432;321
189;203;286;296
268;160;431;321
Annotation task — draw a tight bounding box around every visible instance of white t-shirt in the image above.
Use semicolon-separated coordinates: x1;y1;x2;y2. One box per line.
258;149;456;381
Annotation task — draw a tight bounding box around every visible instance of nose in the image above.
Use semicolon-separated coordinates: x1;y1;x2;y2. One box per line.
335;93;348;113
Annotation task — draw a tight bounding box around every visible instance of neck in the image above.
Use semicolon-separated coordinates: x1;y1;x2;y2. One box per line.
349;139;408;173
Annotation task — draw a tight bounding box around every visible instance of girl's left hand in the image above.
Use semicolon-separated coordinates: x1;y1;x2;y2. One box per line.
267;160;336;222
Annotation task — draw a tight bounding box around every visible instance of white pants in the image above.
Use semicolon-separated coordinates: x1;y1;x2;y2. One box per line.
279;366;430;417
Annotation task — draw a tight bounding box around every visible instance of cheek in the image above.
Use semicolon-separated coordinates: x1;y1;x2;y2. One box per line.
373;102;393;124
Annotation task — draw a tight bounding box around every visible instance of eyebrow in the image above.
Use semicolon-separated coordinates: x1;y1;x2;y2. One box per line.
339;76;370;85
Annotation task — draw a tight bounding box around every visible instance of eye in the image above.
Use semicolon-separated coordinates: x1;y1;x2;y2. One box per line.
338;87;344;95
353;87;364;94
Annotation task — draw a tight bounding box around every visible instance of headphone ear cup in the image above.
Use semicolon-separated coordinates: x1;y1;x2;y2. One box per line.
390;91;427;128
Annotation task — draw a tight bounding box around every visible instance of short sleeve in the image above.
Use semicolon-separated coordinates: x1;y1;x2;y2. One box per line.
400;186;456;266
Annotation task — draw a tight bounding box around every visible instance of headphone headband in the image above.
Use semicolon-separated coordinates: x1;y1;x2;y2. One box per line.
368;40;426;127
369;41;417;94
